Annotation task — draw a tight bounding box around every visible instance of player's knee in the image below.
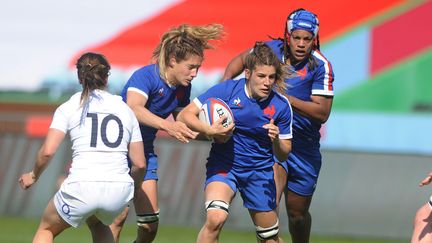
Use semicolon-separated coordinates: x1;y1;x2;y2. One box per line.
288;208;310;221
204;200;229;231
255;220;279;241
137;211;159;233
288;213;306;224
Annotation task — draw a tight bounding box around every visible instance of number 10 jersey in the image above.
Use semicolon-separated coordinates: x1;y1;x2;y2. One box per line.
50;89;142;182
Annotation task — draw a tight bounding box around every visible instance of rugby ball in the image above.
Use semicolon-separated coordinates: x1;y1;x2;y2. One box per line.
198;98;234;128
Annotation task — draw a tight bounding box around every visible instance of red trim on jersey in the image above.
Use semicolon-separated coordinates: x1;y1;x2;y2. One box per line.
314;50;334;92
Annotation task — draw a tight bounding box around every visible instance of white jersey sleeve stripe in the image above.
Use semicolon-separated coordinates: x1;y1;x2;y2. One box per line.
313;50;334;95
127;87;148;99
279;134;293;139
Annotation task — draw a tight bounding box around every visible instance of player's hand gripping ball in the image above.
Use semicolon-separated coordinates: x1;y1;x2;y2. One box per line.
199;98;234;142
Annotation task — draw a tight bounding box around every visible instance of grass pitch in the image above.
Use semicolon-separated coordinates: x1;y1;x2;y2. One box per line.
0;216;406;243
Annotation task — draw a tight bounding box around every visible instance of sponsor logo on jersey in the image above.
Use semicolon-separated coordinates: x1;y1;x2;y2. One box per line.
158;88;164;96
233;97;241;107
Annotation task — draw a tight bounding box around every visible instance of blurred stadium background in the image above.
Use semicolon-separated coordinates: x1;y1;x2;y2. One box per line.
0;0;431;241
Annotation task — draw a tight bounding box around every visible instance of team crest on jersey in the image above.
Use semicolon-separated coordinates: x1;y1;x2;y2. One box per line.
158;88;164;96
233;97;241;107
263;104;276;119
296;67;308;80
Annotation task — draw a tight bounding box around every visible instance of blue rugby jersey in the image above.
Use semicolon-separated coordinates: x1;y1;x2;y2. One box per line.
194;78;292;170
266;39;334;150
120;64;191;154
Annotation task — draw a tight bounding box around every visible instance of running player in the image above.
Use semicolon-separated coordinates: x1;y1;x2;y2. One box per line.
120;23;224;243
18;52;146;243
222;9;335;243
178;42;292;243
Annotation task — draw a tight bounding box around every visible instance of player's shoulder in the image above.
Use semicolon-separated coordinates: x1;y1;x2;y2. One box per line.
272;91;290;106
58;92;81;110
311;50;332;66
265;39;283;52
103;93;136;120
131;64;158;80
224;78;241;86
216;78;240;91
134;63;156;73
265;39;283;47
126;64;160;91
105;92;129;109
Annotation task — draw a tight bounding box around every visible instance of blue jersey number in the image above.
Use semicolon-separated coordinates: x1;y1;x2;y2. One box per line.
87;113;124;148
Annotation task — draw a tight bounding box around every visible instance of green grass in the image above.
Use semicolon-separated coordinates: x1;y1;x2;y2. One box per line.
0;216;406;243
0;91;68;104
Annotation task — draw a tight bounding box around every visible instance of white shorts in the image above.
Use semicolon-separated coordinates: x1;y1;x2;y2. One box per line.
54;180;134;227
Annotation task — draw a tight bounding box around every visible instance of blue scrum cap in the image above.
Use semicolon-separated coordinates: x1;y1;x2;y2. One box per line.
287;9;319;37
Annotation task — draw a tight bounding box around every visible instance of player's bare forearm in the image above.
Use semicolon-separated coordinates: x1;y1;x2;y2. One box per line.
33;128;65;178
131;105;167;130
177;105;201;130
289;95;333;123
129;141;146;187
273;139;291;162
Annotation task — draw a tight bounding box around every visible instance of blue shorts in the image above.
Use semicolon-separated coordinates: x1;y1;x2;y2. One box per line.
277;150;322;196
128;152;158;181
144;153;158;181
205;165;276;211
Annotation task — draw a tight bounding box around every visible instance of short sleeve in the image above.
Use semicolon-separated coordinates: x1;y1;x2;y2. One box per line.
276;98;293;140
50;104;69;133
126;71;152;98
196;81;232;106
130;114;142;143
311;51;335;96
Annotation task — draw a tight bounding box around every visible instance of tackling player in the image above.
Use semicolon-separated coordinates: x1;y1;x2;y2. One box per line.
120;23;224;243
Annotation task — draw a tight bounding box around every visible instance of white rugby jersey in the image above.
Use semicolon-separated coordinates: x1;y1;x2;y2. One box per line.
50;89;142;182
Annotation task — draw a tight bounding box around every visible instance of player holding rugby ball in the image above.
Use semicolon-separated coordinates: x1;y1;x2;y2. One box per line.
178;42;292;243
